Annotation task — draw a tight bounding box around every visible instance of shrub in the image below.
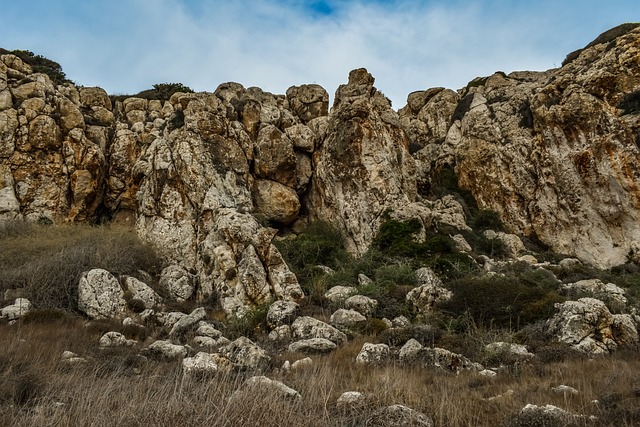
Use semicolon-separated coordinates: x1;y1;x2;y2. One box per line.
223;304;270;340
0;221;163;313
472;209;504;232
0;48;70;85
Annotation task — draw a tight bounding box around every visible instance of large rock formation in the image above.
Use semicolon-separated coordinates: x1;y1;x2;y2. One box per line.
1;25;639;319
404;27;640;267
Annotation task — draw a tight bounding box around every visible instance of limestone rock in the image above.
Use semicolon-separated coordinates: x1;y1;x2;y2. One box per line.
330;308;367;331
406;282;452;314
336;391;366;408
158;265;196;303
1;298;32;320
268;325;292;342
291;316;347;344
144;340;187;360
123;276;162;309
399;338;424;363
344;295;378;316
367;404;434;427
291;357;313;370
511;404;585;426
286;84;329;123
195;322;223;339
252;179;300;224
324;286;357;303
266;300;299;329
169;307;207;339
547;297;639;354
288;338;337;354
219;336;270;371
560;279;627;307
98;332;137;348
355;343;390;365
309;68;417;256
182;352;218;377
483;230;525;258
253;125;296;186
237;376;301;400
78;269;126;319
485;342;534;358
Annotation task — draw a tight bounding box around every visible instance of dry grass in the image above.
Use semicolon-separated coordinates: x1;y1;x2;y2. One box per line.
1;322;640;426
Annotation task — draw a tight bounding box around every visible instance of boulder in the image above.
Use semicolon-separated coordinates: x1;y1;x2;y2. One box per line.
182;352;218;377
547;297;639;354
330;308;367;331
336;391;366;408
266;300;299;329
159;265;195;303
344;295;378;316
268;325;292;342
286;84;329;123
324;286;357;303
123;276;162;310
219;337;270;371
291;316;347;344
366;404;433;427
1;298;32;320
560;279;628;307
288;338;337;354
252;179;300;224
236;376;301;400
98;332;137;348
143;340;187;360
484;342;534;359
169;307;207;339
509;404;585;426
78;269;126;319
355;343;390;365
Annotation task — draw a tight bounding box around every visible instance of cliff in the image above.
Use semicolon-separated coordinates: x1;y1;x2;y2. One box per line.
1;25;639;314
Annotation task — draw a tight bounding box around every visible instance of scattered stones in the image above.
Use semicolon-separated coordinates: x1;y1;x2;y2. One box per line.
169;307;207;339
98;331;137;348
560;279;628;307
510;404;586;426
366;404;433;427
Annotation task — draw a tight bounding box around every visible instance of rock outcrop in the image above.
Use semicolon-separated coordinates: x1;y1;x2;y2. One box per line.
404;27;640;267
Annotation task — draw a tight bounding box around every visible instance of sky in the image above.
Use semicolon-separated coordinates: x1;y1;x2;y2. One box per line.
1;0;638;108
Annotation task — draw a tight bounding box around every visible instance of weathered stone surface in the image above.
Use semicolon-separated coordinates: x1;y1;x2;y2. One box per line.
253;125;296;186
336;391;366;408
286;84;329;123
78;269;126;319
324;286;357;303
182;352;218;377
1;298;32;320
144;340;187;360
98;332;137;348
291;316;347;344
123;276;162;309
219;336;270;371
560;279;628;307
406;276;452;315
309;68;418;256
485;342;534;358
288;338;337;354
345;294;378;316
414;28;640;268
169;307;207;338
266;300;299;329
252;179;300;224
330;308;367;331
367;404;434;427
237;376;301;400
355;343;390;365
547;297;639;354
159;265;196;303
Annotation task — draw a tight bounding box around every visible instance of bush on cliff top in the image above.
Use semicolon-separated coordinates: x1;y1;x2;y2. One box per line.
0;48;70;85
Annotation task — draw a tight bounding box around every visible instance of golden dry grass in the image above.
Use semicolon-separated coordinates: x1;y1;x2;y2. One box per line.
1;321;640;426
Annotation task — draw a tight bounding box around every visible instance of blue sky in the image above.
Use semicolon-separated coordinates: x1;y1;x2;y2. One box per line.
1;0;638;107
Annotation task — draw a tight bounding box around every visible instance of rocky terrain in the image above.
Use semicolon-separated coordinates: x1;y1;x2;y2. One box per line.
1;24;640;426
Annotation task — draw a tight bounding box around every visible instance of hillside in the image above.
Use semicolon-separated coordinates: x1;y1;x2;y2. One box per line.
1;24;640;426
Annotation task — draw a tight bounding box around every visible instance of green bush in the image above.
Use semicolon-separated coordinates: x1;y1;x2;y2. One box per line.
440;266;564;330
0;49;70;85
224;304;270;340
110;82;194;103
472;209;504;231
0;221;162;313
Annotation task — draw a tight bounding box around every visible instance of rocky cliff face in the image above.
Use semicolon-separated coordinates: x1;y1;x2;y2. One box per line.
402;27;640;268
1;26;639;312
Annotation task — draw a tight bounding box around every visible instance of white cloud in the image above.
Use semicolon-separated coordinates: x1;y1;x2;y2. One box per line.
0;0;636;108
